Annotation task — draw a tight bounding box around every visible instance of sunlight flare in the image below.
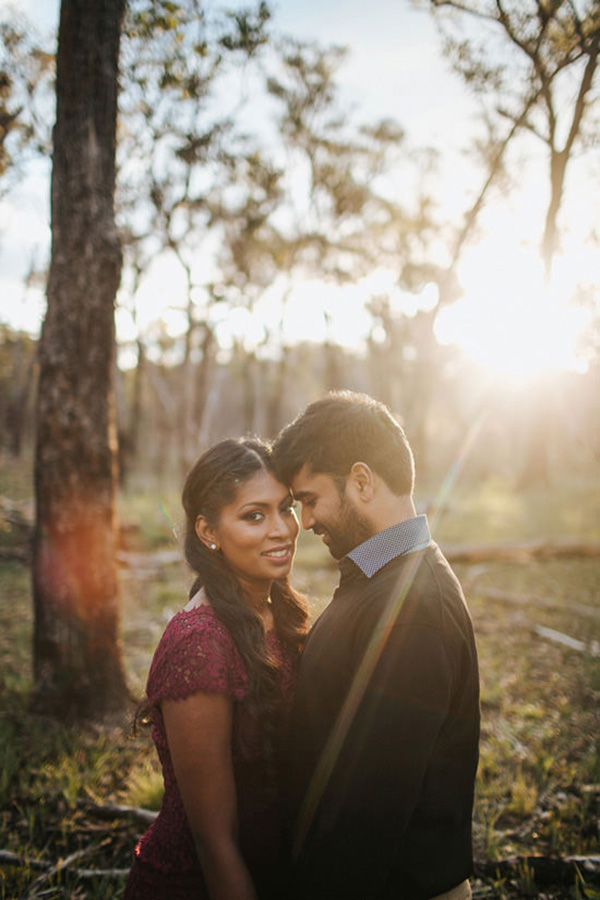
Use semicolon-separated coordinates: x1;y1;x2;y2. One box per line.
435;247;592;380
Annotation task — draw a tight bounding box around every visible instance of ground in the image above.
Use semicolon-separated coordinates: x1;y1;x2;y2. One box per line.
0;476;599;899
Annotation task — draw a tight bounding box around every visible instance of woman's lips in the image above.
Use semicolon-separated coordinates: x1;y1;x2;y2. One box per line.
262;545;292;560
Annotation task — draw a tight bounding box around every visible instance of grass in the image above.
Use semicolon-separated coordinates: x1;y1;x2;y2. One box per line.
424;474;600;543
464;555;600;875
0;470;599;898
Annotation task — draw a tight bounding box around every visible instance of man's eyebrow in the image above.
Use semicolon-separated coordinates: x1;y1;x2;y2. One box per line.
292;490;314;501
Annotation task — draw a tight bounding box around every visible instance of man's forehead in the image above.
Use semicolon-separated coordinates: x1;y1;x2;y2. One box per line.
291;465;335;496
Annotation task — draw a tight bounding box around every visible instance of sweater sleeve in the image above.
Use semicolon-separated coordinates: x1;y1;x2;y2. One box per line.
146;610;248;706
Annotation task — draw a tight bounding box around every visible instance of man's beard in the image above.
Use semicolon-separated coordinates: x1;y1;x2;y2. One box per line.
323;495;372;559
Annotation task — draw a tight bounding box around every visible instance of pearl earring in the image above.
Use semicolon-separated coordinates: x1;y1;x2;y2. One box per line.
210;543;217;550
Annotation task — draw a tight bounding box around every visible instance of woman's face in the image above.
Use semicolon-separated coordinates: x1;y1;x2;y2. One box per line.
198;469;299;598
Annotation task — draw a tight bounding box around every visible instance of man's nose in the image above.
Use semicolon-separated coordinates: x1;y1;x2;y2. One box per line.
301;506;315;530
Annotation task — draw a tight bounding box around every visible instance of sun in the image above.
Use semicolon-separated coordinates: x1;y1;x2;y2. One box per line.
434;242;591;381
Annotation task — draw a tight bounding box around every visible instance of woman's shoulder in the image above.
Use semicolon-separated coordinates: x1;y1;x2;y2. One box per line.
160;602;234;652
147;603;247;703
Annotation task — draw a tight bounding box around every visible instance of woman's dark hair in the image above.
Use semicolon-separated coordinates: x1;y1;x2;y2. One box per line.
181;436;308;759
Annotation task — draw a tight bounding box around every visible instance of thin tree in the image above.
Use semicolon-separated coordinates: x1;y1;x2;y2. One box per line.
117;0;272;472
32;0;129;719
424;0;600;281
0;17;53;199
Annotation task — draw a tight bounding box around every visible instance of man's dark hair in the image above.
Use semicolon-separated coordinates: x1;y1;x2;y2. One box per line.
273;391;415;496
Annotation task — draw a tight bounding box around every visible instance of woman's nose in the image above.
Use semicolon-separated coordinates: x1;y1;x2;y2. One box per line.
270;512;293;537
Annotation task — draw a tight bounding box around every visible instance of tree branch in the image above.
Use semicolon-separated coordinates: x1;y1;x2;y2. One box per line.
76;797;159;825
23;843;108;899
475;854;600;885
450;85;543;265
563;28;600;159
441;536;600;563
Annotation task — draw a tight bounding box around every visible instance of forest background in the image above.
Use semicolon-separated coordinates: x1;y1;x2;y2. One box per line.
0;1;599;898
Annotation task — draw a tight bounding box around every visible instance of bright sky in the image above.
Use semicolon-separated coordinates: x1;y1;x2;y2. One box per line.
1;0;597;380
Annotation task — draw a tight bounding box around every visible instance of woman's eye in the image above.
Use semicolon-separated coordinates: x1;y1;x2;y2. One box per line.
245;511;265;522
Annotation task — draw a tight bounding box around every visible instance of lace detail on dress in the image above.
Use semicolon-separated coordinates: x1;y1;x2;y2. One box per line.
123;602;300;898
147;606;248;706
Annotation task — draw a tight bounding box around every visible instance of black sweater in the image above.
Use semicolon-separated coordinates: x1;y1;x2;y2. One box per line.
285;543;480;900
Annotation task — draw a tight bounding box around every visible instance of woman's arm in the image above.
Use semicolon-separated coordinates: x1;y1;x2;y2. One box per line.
162;691;258;900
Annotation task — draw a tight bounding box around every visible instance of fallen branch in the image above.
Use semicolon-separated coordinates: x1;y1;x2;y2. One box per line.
533;624;600;657
474;854;600;886
502;613;600;658
71;866;130;879
0;849;48;870
0;848;129;883
76;798;158;826
117;549;181;570
23;843;105;899
476;587;600;619
442;538;600;563
0;546;29;562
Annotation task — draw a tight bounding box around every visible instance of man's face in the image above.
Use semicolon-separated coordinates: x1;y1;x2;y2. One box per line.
290;464;372;559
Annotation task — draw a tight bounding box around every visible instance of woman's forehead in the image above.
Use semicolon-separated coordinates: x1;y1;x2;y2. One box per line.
229;468;289;507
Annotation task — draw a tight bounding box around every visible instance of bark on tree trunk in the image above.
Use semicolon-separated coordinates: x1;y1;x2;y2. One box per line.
194;323;216;442
32;0;129;719
408;308;438;479
5;338;37;457
265;350;289;440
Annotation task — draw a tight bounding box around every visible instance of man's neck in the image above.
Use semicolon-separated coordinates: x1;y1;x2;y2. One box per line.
369;494;417;536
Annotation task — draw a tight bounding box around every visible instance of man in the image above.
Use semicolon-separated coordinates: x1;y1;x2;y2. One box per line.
273;391;480;900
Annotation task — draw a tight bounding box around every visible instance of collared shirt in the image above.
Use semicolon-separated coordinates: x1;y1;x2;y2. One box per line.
346;514;431;579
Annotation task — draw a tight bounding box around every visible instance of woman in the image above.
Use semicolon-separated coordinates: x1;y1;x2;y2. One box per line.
124;438;308;900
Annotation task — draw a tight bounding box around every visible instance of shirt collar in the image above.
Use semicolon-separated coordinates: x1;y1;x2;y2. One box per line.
345;515;431;579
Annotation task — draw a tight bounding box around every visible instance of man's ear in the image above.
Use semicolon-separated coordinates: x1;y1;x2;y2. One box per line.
348;462;375;502
194;515;220;552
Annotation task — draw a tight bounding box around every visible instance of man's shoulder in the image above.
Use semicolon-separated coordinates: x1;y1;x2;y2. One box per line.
369;542;467;618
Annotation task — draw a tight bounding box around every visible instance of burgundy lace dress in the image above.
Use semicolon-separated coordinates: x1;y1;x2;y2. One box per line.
123;605;298;900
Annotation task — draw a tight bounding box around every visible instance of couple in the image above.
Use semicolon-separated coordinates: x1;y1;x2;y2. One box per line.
124;391;480;900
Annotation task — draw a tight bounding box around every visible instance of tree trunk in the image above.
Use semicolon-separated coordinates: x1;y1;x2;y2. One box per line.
408;308;438;479
5;337;37;457
119;336;146;487
517;378;555;489
241;348;259;435
32;0;129;719
264;350;289;440
194;323;216;442
541;148;568;283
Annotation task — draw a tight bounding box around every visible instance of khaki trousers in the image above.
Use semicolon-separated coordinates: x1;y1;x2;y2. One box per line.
429;880;472;900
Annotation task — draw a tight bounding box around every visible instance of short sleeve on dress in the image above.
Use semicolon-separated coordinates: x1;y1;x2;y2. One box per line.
146;608;248;706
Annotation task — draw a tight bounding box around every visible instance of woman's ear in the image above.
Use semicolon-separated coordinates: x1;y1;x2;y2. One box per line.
195;515;219;552
348;462;375;502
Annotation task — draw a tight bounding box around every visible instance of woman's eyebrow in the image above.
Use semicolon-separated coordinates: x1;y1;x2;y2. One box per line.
238;497;290;510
